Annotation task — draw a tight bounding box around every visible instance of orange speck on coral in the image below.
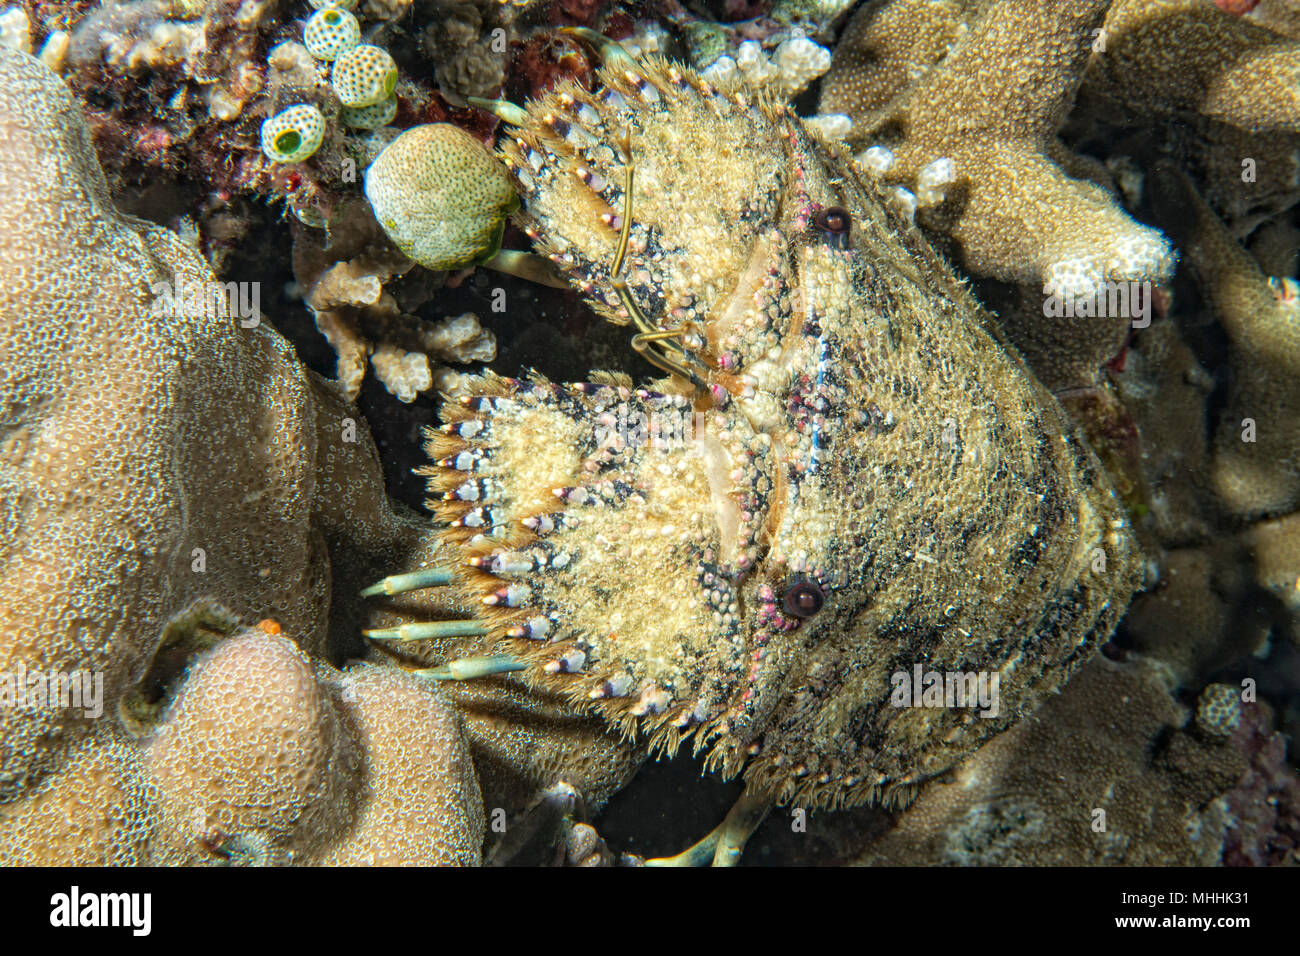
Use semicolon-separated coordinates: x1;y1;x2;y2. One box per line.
258;618;283;635
1214;0;1260;14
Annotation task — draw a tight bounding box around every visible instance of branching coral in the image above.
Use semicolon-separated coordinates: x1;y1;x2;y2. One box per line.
1241;510;1300;643
291;195;499;403
821;0;1175;301
1081;0;1300;227
1111;318;1218;544
1088;0;1300;134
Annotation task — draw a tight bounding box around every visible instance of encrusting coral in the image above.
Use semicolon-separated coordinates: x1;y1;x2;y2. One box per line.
1;623;489;865
850;656;1250;865
142;625;485;865
142;626;358;863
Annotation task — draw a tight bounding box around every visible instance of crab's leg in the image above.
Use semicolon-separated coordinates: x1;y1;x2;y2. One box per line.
466;96;528;126
411;653;526;681
482;249;571;288
363;620;487;641
360;567;455;597
558;26;640;70
615;284;705;386
362;568;490;638
606;132;708;389
645;784;772;867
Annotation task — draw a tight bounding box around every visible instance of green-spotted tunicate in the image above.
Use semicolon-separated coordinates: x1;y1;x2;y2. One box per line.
332;44;398;108
304;7;361;62
260;104;326;163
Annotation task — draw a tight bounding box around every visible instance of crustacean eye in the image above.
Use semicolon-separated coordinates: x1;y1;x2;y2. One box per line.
783;577;826;619
813;206;852;248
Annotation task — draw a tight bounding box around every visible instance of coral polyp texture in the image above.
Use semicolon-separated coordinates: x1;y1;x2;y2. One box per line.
821;0;1175;297
2;0;1300;870
0;45;486;864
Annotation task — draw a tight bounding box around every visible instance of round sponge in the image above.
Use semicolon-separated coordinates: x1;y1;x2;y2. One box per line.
365;123;519;271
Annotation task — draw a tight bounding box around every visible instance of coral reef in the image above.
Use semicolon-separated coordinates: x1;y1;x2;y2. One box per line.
290;195;499;402
3;0;1300;869
1082;0;1300;228
819;0;1175;393
3;623;487;864
0;43;655;864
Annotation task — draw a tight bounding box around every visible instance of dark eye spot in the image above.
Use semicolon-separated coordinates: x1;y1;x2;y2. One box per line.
783;577;825;619
814;206;851;242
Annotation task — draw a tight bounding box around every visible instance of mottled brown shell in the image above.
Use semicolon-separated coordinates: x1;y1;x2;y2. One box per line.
422;55;1143;810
